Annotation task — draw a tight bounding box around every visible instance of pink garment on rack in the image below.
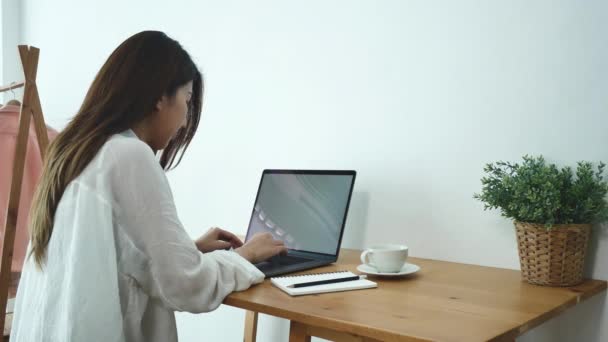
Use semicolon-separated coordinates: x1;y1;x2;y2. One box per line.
0;104;58;272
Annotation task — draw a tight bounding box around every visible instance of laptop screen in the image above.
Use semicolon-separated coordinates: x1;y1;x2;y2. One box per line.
246;170;356;256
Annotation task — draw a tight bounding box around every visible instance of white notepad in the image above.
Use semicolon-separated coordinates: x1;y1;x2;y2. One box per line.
271;271;377;296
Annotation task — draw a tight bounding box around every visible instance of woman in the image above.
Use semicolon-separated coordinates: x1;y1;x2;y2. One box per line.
12;31;286;342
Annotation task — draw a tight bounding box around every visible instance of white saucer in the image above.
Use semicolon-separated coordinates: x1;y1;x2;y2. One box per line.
356;263;420;277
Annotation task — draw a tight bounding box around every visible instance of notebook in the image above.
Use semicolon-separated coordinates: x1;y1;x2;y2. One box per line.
271;271;377;296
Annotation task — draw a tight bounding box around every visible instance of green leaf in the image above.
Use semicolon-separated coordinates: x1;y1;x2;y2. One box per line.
474;155;608;228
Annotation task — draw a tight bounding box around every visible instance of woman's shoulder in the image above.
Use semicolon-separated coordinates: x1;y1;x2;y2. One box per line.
91;131;166;194
103;130;157;165
68;131;162;202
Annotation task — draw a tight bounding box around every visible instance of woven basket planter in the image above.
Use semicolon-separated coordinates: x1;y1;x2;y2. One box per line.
514;221;591;287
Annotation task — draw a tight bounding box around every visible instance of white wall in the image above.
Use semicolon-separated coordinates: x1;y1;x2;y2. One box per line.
16;0;608;341
0;0;23;103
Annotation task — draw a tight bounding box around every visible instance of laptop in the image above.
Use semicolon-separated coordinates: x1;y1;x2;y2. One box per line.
244;169;356;277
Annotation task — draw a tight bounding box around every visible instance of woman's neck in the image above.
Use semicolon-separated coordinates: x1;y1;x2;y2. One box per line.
130;122;157;153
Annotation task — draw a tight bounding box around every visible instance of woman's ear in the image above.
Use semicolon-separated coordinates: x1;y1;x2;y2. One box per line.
156;95;167;112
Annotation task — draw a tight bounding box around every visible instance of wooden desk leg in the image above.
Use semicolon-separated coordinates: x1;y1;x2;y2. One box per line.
244;310;258;342
289;321;311;342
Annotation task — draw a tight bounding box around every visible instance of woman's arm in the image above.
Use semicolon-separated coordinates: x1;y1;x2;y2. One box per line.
107;137;264;313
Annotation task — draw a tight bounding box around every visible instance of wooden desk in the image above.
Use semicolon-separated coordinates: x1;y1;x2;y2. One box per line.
224;249;607;342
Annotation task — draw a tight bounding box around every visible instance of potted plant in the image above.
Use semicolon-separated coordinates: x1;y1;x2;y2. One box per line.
474;155;608;286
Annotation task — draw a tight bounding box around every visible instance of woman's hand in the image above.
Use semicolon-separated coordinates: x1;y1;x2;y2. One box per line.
235;232;287;264
195;227;243;253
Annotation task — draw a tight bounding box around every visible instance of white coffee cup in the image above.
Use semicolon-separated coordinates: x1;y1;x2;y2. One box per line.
360;244;408;273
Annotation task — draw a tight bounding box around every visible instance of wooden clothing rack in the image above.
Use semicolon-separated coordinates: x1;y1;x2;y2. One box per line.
0;45;49;336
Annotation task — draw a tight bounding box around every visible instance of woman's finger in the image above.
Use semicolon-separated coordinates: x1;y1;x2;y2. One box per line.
211;240;232;251
218;229;243;247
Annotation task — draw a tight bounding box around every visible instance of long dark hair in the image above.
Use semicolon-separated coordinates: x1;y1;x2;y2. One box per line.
30;31;203;268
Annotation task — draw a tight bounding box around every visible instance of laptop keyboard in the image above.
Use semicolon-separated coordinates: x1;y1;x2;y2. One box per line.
253;254;318;277
272;255;313;266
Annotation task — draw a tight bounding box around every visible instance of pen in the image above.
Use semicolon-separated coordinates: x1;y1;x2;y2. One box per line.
286;275;366;288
